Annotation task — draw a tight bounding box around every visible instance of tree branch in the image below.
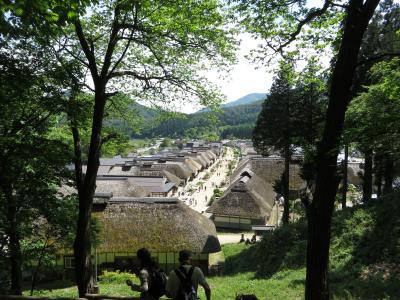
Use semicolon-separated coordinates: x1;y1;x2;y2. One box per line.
101;133;118;145
357;52;400;66
71;124;84;194
109;70;171;81
100;7;122;79
275;0;331;52
74;19;99;79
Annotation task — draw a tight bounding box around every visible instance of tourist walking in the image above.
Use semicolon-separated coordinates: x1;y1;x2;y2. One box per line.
126;248;166;300
166;250;211;300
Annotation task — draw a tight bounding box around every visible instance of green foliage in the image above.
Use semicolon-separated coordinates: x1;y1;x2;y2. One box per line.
0;37;76;293
135;100;263;139
24;194;400;299
98;271;137;284
159;138;172;149
253;58;326;157
224;192;400;299
230;0;343;63
252;60;295;155
346;58;400;159
208;187;223;206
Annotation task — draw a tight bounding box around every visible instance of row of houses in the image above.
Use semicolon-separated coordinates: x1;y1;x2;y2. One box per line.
59;141;223;276
206;143;365;231
207;151;305;231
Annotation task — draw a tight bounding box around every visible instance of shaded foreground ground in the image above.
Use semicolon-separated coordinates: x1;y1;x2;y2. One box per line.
25;244;305;299
26;192;400;299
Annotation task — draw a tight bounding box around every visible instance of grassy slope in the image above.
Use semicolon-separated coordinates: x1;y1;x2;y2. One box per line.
220;192;400;299
26;192;400;299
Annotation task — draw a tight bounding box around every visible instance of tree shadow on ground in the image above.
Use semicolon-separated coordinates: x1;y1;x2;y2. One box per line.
224;220;307;279
330;195;400;299
23;280;76;293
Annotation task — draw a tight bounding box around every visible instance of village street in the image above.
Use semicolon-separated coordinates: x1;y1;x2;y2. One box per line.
179;147;237;213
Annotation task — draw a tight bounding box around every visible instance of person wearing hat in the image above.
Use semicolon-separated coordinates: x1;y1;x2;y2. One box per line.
166;250;211;300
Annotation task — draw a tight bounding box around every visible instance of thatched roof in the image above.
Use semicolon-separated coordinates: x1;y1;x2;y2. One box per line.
95;178;149;197
127;177;177;193
207;172;275;219
95;198;221;254
160;170;182;186
190;155;208;168
151;162;192;180
205;150;217;161
58;183;77;197
181;158;201;174
82;165;111;176
108;165;139;176
108;166;183;186
348;162;362;186
198;152;212;166
232;156;304;190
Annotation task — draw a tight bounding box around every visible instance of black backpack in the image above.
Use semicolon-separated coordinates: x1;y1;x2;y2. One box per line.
174;266;197;300
148;268;167;298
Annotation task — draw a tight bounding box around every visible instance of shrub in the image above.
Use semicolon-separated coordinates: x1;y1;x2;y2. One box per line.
98;271;137;284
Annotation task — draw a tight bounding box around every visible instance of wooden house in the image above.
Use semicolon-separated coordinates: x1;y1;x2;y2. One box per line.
59;197;221;277
206;170;275;230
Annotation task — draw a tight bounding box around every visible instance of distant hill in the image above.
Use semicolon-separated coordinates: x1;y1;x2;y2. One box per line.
222;93;267;108
133;98;265;139
197;93;267;113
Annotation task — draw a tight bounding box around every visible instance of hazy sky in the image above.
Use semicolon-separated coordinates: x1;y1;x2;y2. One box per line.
208;34;273;102
184;33;273;113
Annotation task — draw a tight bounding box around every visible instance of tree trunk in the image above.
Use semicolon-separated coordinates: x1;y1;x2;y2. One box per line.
282;91;291;224
5;186;23;296
383;155;394;195
282;141;290;224
341;144;349;209
30;239;49;296
305;0;380;299
374;154;383;198
74;87;107;297
362;148;373;203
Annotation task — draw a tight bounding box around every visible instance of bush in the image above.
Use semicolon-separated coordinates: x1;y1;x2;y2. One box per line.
98;271;137;284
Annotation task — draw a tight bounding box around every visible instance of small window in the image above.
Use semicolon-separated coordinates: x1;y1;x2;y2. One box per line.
64;256;75;269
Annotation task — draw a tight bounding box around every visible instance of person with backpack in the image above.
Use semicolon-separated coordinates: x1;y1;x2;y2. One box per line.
126;248;167;300
165;250;211;300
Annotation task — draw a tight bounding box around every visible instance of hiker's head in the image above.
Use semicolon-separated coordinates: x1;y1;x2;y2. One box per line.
179;250;192;264
137;248;152;268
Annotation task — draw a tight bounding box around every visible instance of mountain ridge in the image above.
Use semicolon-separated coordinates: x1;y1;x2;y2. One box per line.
222;92;267;108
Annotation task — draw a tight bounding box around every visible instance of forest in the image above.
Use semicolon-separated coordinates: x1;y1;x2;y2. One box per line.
1;0;400;299
132;99;263;140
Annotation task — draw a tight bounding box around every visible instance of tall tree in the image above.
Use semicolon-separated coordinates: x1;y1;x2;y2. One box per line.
253;60;295;224
253;58;326;224
0;43;71;295
344;1;400;202
31;0;236;295
234;0;383;298
347;57;400;195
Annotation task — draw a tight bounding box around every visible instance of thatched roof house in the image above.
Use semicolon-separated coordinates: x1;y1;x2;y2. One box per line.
180;152;209;169
54;197;221;274
160;157;202;175
151;161;193;182
96;197;220;254
82;165;111;176
232;156;304;193
95;177;149;197
207;171;275;230
108;160;192;183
